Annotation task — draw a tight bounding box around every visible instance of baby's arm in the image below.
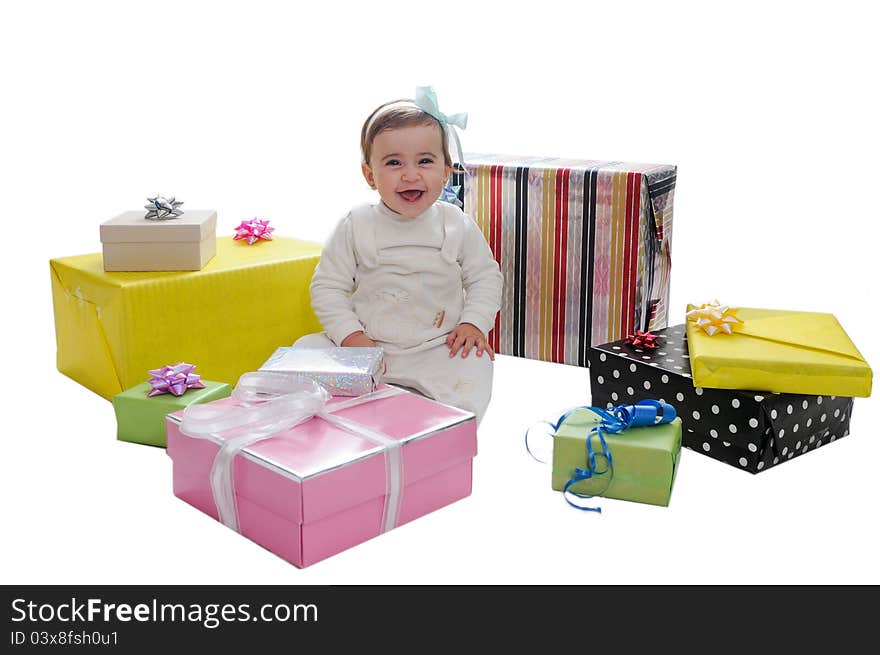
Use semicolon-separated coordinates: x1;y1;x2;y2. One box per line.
444;211;503;358
457;214;503;340
309;215;372;346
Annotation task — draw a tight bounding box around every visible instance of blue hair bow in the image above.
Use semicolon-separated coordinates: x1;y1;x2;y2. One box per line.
415;86;467;170
526;400;677;514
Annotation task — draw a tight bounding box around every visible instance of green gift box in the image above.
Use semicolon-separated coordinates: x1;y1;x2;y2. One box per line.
552;409;682;507
112;380;231;447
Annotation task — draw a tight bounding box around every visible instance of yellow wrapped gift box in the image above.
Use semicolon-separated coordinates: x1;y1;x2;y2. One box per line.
50;237;323;401
686;305;872;397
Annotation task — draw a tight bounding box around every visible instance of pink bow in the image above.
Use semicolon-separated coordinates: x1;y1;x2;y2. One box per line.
233;218;275;245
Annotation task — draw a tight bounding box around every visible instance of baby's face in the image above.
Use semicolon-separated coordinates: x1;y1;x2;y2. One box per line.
362;123;452;218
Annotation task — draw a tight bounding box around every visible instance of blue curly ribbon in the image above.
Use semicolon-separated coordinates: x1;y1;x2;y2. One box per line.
526;400;677;513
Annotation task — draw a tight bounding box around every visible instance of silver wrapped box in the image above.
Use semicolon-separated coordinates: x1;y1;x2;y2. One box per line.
259;347;384;396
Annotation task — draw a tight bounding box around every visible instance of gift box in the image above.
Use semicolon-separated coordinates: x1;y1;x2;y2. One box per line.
50;237;323;401
685;305;872;398
166;379;477;568
551;407;682;507
588;325;856;473
259;346;384;396
450;153;676;366
100;210;217;271
113;377;231;447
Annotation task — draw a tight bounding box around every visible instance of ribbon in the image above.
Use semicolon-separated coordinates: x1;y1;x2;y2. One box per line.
686;300;744;336
233;218;275;245
625;329;658;349
414;86;468;169
147;362;206;397
144;194;184;220
179;372;405;534
526;400;677;513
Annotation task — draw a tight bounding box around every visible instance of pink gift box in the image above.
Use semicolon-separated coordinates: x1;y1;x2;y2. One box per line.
166;385;477;568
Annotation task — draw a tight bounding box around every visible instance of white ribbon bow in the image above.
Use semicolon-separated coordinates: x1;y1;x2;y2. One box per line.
180;372;405;534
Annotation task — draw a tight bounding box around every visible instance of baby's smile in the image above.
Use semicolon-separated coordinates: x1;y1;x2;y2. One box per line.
398;189;425;203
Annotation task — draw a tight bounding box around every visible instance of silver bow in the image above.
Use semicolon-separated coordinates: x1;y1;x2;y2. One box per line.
144;195;184;220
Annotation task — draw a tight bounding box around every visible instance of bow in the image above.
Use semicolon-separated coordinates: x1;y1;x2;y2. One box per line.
625;329;659;349
144;194;184;220
439;183;463;208
233;218;275;245
415;86;468;169
147;362;206;397
180;372;404;534
686;300;744;336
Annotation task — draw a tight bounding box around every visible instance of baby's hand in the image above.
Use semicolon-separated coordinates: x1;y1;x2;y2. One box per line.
446;323;495;360
341;331;377;348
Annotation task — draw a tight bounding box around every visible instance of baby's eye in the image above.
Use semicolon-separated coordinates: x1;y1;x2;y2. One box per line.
385;159;401;166
419;157;435;165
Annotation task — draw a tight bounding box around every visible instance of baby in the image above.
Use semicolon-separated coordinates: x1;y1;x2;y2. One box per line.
298;87;503;424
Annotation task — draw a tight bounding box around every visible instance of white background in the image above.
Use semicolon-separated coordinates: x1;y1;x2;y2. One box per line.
2;1;878;585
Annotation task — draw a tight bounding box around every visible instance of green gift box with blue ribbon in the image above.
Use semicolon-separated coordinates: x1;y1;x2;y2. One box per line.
551;401;682;509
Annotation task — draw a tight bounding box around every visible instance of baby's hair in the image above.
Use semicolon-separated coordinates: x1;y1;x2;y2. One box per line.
360;99;453;168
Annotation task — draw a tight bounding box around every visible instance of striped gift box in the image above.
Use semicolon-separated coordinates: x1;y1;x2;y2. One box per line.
452;154;676;367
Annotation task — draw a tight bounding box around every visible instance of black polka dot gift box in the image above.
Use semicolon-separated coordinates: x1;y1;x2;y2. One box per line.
588;325;854;473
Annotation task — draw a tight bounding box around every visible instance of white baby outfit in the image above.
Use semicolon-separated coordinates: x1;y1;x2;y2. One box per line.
303;200;503;424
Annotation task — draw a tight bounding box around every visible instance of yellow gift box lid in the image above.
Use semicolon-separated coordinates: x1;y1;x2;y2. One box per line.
685;305;872;397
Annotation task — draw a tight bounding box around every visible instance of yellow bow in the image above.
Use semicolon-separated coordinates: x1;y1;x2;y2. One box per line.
686;301;744;336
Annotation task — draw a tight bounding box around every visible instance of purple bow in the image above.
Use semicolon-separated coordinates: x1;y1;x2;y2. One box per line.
233;218;275;245
147;362;207;397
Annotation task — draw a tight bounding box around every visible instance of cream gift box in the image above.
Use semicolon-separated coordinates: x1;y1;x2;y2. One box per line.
100;210;217;271
166;377;477;568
